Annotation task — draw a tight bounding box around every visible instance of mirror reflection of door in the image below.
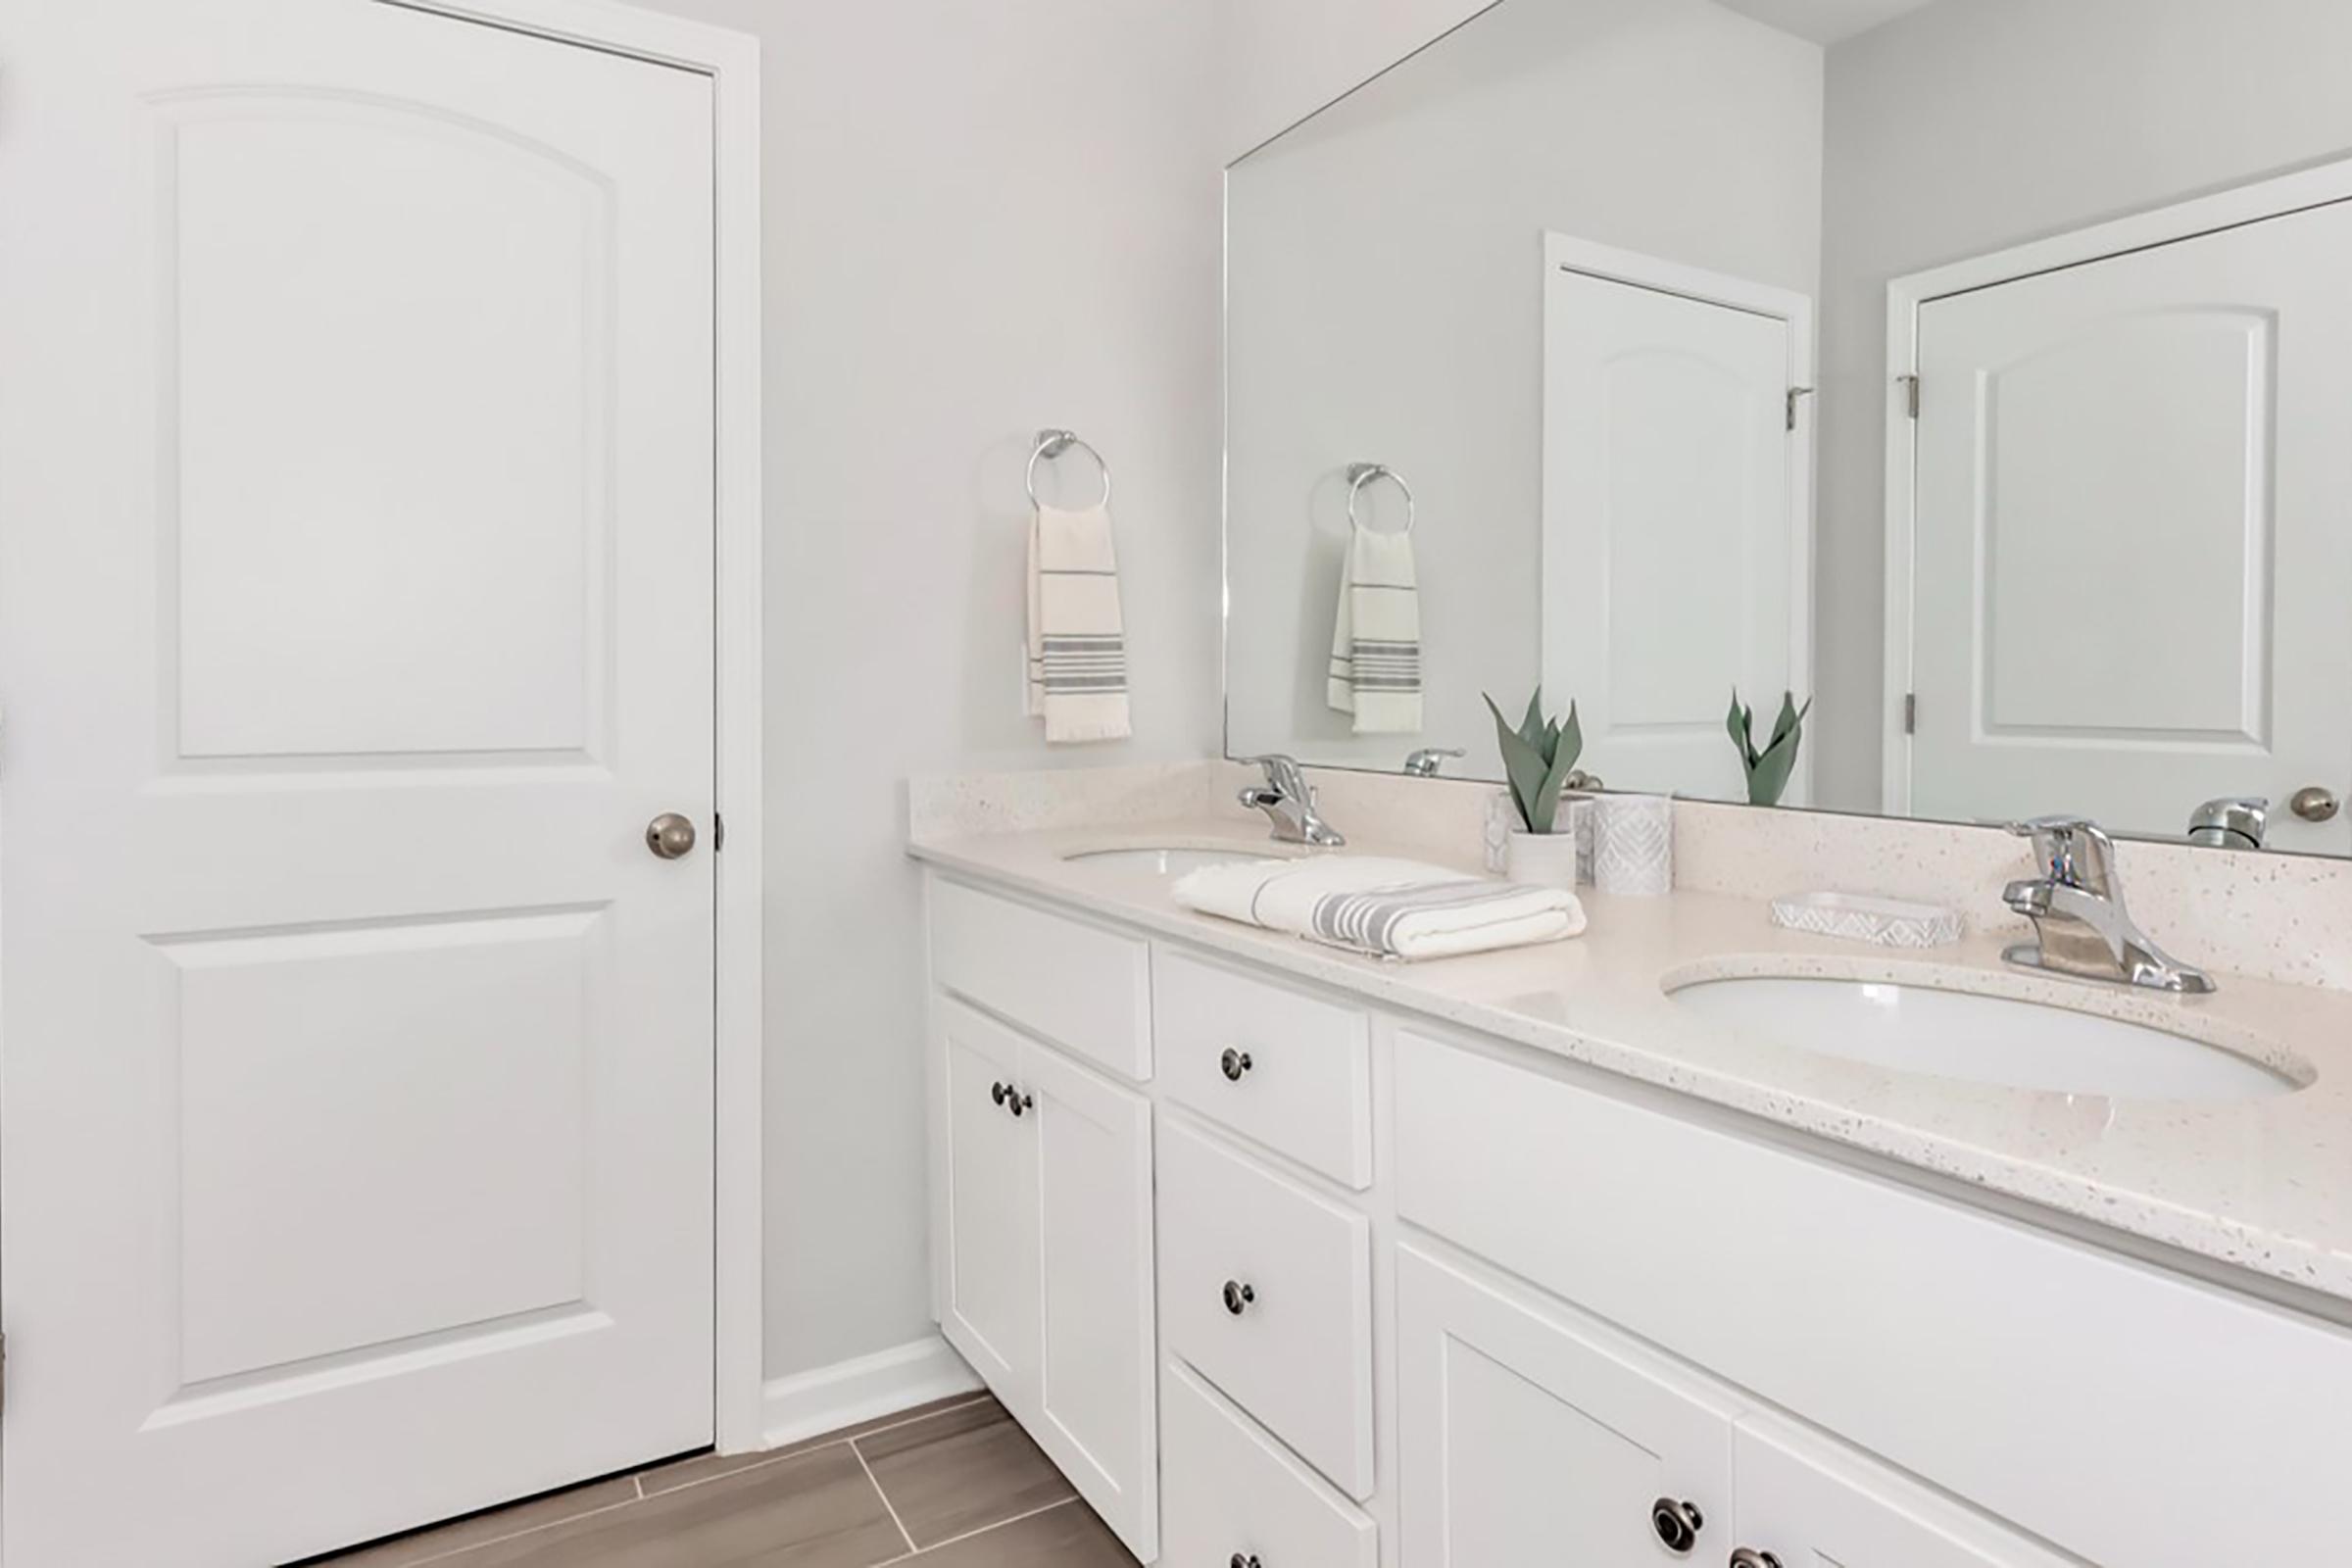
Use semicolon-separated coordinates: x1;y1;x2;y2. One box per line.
1542;238;1813;803
1903;199;2352;854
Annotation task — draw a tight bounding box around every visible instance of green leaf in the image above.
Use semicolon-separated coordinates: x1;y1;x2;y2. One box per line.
1744;696;1810;807
1726;691;1755;770
1518;688;1548;753
1557;701;1584;775
1486;693;1549;832
1530;728;1585;834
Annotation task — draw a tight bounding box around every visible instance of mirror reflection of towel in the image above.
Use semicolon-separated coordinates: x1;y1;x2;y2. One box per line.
1327;526;1422;734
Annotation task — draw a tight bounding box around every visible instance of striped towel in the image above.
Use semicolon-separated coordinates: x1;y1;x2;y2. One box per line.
1327;525;1422;734
1174;856;1585;961
1025;503;1131;744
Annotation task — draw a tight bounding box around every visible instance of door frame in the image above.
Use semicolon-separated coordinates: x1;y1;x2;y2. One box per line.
1881;153;2352;814
1540;230;1818;802
381;0;767;1452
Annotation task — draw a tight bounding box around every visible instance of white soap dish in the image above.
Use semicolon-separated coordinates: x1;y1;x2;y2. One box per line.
1769;891;1961;949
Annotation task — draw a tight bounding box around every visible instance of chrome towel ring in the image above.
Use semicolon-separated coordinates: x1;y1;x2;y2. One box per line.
1345;462;1415;535
1026;428;1112;510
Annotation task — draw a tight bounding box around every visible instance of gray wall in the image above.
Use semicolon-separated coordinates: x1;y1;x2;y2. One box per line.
1224;0;1824;777
628;0;1226;1381
1812;0;2352;808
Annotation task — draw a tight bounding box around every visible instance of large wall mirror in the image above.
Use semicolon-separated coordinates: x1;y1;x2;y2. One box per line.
1223;0;2352;857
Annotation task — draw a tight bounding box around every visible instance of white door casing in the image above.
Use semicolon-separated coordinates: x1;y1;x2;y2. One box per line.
1542;233;1815;804
0;1;762;1561
1896;198;2352;851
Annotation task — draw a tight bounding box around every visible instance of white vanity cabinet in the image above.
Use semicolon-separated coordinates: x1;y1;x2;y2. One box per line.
921;866;2352;1568
926;885;1159;1561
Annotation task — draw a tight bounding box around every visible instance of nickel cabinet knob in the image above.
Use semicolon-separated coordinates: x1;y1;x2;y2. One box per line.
1649;1496;1703;1554
1729;1551;1783;1568
1230;1555;1262;1568
1221;1279;1256;1316
1220;1048;1253;1082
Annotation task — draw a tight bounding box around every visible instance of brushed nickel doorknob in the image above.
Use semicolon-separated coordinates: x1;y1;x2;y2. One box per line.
646;812;698;858
2291;786;2340;823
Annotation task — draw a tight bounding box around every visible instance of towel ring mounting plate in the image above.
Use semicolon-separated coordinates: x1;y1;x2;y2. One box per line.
1027;428;1112;510
1346;462;1415;535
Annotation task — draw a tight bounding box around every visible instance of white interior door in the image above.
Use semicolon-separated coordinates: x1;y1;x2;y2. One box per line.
0;4;717;1563
1907;200;2352;852
1544;261;1805;802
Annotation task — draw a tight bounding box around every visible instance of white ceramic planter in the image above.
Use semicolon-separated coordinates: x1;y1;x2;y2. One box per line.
1505;828;1582;890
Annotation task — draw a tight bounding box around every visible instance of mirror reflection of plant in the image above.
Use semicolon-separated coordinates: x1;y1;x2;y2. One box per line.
1727;689;1812;808
1484;687;1583;833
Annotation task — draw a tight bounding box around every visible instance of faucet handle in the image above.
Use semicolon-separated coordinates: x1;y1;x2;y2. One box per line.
1403;747;1464;778
2004;814;2116;893
1241;754;1307;792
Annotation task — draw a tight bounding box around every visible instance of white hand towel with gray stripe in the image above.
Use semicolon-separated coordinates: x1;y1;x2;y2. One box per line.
1025;502;1132;744
1173;856;1585;961
1326;525;1422;734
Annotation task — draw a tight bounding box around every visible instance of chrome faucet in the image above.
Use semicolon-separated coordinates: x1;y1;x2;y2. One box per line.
2001;815;2213;994
1402;747;1464;778
2185;795;2268;851
1239;755;1346;848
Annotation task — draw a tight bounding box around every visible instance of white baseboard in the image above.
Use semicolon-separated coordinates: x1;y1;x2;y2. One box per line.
759;1333;985;1450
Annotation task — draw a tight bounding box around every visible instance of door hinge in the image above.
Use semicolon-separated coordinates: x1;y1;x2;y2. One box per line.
713;811;725;853
1897;373;1921;418
1903;693;1918;734
1785;386;1815;432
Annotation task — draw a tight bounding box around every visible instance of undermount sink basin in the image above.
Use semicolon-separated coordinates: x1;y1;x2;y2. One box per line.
1666;975;2298;1102
1062;846;1276;876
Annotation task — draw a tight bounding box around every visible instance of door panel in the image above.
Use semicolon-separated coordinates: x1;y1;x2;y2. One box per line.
1544;264;1801;800
1910;200;2352;850
1396;1243;1740;1566
1029;1044;1158;1560
0;4;716;1563
937;1001;1040;1395
1732;1419;2077;1568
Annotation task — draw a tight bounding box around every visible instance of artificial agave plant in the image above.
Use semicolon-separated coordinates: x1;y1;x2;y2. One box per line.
1727;689;1812;807
1483;688;1584;834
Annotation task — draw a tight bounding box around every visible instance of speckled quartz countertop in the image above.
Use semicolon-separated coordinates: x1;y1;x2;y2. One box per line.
908;816;2352;1310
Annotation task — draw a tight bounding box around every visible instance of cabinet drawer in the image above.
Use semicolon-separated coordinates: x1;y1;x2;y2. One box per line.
1394;1028;2352;1567
1153;948;1371;1189
928;879;1151;1080
1157;1118;1374;1498
1161;1359;1376;1568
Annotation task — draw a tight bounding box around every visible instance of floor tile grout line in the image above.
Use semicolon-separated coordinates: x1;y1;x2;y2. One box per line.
330;1394;1001;1564
635;1393;997;1502
851;1440;919;1560
378;1494;649;1568
876;1496;1080;1565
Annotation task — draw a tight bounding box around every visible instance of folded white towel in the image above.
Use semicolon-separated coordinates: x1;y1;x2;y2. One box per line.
1174;856;1586;960
1026;503;1131;744
1327;526;1422;735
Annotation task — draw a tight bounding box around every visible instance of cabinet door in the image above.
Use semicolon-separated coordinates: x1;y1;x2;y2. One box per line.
935;999;1037;1395
1732;1420;2077;1568
1397;1244;1740;1567
1027;1042;1159;1561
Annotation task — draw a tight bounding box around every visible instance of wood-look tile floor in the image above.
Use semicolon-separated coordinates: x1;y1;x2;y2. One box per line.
314;1394;1137;1568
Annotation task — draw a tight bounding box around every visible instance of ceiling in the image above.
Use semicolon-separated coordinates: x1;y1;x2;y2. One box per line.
1715;0;1939;47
